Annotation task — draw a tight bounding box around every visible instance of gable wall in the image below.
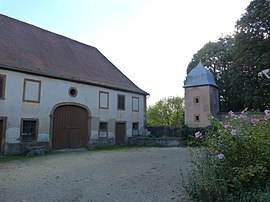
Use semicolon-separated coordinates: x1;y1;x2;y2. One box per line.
0;69;146;154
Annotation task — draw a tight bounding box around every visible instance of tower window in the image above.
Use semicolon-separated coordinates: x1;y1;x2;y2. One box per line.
194;115;200;122
194;97;200;104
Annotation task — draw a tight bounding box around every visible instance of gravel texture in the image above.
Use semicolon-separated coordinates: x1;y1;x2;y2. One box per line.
0;147;191;202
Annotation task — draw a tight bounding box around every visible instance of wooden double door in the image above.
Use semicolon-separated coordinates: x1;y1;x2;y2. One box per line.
52;105;88;149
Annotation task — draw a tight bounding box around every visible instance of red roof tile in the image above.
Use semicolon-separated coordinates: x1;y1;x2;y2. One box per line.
0;14;148;95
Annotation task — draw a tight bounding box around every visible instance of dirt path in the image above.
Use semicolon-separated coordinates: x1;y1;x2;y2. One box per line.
0;147;191;202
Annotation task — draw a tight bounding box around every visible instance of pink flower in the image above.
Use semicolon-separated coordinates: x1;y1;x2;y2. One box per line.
264;110;270;120
217;153;225;159
194;131;202;139
228;111;235;117
224;124;231;129
250;118;260;126
231;129;237;136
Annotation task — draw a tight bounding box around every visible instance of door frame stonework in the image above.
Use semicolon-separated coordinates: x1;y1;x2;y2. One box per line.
50;102;91;150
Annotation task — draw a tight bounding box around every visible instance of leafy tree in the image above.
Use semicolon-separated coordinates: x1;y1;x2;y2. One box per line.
146;96;184;126
232;0;270;110
186;36;235;111
186;0;270;111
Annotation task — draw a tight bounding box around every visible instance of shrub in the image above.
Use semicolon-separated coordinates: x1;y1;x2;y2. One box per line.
186;110;270;201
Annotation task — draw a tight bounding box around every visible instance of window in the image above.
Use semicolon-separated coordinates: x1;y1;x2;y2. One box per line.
132;97;139;112
99;91;109;109
23;79;41;103
117;94;125;110
194;97;200;104
0;75;6;99
21;119;38;142
69;87;78;97
99;122;108;138
132;122;139;136
194;115;200;122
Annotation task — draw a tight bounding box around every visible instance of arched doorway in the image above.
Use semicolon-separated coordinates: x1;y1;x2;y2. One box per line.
52;105;88;149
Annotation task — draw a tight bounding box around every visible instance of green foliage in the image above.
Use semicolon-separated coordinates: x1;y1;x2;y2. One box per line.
186;110;270;201
186;0;270;112
146;96;184;126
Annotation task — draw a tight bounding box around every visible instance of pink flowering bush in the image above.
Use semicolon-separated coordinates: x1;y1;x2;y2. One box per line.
186;110;270;201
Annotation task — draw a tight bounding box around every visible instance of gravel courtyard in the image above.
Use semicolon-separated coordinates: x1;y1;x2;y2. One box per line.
0;147;191;202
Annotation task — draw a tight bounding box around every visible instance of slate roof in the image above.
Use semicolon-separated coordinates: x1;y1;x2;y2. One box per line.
183;61;218;88
0;14;148;95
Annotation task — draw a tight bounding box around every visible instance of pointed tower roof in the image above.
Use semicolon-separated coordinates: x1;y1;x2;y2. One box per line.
183;61;218;88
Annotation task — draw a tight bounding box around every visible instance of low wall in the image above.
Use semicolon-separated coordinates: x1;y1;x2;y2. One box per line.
128;137;180;147
146;126;182;137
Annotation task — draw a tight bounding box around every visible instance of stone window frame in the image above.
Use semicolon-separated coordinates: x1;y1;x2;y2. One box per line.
20;118;39;143
117;94;125;111
99;91;109;109
0;74;6;100
132;122;139;136
68;87;78;97
99;122;108;138
132;96;139;112
22;78;41;103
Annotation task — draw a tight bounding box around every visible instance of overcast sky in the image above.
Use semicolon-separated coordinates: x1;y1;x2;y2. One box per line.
0;0;251;105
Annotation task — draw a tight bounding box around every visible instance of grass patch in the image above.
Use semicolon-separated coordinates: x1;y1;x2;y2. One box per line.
87;145;152;152
0;155;28;163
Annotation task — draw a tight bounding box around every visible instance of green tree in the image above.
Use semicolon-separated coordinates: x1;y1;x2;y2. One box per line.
231;0;270;110
146;96;184;126
186;0;270;111
186;36;235;111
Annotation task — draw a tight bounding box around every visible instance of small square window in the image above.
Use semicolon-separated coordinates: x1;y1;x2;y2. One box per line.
117;94;125;110
194;115;200;122
99;122;108;138
132;123;139;136
194;97;199;104
21;119;38;142
0;75;6;99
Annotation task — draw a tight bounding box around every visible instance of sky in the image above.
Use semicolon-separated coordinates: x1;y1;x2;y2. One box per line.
0;0;251;105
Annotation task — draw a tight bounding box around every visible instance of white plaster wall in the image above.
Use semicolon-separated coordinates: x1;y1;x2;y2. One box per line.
0;69;146;145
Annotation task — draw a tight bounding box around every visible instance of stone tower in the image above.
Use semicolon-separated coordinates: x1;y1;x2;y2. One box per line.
183;61;219;128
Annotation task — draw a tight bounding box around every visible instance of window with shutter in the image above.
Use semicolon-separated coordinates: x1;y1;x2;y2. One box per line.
0;75;6;99
117;94;125;110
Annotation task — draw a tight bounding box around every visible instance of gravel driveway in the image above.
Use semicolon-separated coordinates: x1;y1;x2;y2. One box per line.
0;147;191;202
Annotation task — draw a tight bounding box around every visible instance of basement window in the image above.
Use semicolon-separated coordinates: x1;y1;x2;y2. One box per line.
99;122;108;138
21;119;38;142
132;123;139;136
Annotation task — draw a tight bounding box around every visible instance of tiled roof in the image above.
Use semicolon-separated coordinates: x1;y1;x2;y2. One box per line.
0;14;148;95
183;61;218;88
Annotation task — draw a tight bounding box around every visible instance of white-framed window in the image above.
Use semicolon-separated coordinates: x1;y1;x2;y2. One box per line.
23;79;41;103
99;91;109;109
132;97;139;112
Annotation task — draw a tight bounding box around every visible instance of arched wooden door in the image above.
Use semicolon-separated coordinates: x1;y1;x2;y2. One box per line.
52;105;88;149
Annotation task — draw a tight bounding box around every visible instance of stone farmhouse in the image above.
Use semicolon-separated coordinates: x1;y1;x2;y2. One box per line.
184;61;219;128
0;15;149;155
